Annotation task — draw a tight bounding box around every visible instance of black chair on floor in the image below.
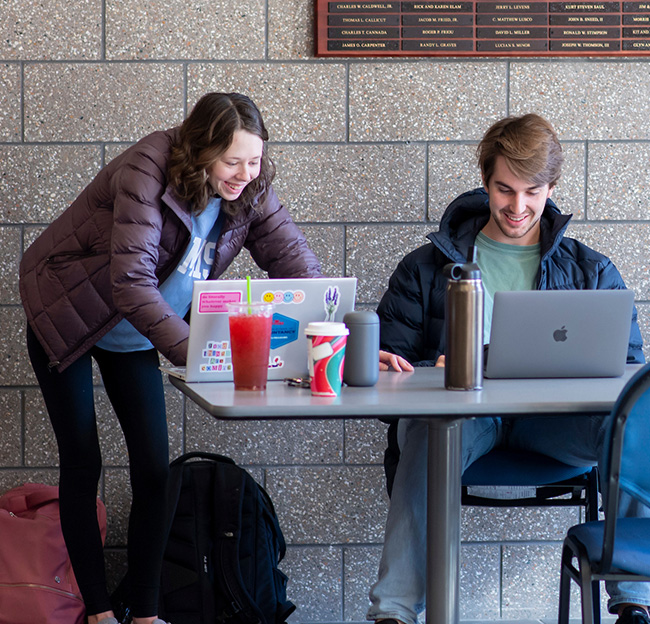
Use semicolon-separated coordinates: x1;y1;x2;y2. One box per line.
558;363;650;624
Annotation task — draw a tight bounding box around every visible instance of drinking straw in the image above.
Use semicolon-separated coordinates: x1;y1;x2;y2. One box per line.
246;275;252;312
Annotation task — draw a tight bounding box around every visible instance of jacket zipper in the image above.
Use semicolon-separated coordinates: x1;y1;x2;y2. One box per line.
37;249;107;278
45;249;106;264
46;309;120;371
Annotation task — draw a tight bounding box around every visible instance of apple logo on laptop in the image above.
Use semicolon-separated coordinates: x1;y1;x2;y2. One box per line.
553;326;568;342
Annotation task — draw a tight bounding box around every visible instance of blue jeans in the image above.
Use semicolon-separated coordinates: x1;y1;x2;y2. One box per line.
27;326;170;618
367;415;650;624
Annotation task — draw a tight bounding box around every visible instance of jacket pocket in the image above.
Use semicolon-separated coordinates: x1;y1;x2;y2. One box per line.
43;248;108;266
37;249;111;300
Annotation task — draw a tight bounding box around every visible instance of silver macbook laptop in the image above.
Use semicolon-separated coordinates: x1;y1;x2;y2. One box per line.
163;277;357;382
484;289;634;379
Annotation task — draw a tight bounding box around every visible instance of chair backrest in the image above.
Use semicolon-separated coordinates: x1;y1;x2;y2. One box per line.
603;363;650;512
619;382;650;509
600;363;650;572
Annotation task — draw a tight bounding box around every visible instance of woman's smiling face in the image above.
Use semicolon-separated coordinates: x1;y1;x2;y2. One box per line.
206;129;263;200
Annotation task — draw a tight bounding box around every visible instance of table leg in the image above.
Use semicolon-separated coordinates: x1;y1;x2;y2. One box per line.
426;418;462;624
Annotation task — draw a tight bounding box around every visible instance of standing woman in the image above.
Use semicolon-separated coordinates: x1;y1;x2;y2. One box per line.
19;92;321;624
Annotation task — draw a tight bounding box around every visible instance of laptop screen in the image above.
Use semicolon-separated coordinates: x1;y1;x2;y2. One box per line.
177;277;357;382
484;289;634;379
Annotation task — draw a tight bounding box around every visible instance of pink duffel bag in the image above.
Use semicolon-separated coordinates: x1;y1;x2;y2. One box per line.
0;483;107;624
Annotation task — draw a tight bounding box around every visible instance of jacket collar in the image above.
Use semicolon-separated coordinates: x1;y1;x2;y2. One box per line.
162;183;265;234
427;187;572;263
161;184;193;231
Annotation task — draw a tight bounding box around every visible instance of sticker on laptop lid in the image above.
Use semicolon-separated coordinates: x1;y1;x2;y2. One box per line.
270;313;299;349
262;289;305;304
197;291;242;314
323;285;341;322
199;340;232;373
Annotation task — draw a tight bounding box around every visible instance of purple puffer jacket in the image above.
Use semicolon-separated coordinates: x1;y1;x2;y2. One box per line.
19;128;321;372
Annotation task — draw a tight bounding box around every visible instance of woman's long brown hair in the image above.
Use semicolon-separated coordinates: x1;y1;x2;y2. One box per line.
168;92;276;216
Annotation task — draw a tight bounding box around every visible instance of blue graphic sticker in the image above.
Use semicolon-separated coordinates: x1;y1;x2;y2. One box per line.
270;313;299;349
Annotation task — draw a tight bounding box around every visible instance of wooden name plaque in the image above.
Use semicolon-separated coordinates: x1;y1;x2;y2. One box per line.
315;0;650;56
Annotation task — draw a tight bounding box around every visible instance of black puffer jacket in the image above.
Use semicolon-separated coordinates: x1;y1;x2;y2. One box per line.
379;188;644;496
20;128;321;371
377;188;644;365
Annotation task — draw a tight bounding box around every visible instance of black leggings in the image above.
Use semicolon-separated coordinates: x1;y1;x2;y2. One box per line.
27;326;170;618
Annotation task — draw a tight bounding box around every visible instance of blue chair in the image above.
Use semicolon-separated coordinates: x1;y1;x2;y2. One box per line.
383;422;602;615
462;448;601;615
384;422;600;521
462;448;599;522
558;363;650;624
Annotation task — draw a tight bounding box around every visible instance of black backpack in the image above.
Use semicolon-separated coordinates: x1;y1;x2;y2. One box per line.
158;452;296;624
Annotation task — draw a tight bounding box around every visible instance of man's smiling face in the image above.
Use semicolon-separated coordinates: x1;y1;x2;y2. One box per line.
481;155;554;246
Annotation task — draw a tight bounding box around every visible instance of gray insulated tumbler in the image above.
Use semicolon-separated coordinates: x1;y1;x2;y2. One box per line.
443;246;484;391
342;311;380;387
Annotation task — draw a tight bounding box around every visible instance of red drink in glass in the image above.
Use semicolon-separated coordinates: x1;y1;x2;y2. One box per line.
227;302;273;391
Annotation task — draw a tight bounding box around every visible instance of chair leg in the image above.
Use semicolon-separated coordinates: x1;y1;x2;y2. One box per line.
578;554;596;624
591;580;601;624
559;550;572;624
560;538;598;624
585;468;600;523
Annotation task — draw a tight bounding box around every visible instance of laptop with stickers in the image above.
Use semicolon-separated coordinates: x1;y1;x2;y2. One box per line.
484;289;634;379
162;277;357;382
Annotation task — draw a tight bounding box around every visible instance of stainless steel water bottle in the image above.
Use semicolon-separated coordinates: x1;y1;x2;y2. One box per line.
343;311;380;387
444;246;484;391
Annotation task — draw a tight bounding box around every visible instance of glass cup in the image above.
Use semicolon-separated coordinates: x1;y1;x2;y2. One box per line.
227;301;274;391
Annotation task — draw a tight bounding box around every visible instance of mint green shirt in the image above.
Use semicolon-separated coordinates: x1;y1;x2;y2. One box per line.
474;231;541;343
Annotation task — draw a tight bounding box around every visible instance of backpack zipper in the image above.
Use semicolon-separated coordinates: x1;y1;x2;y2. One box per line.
0;582;82;600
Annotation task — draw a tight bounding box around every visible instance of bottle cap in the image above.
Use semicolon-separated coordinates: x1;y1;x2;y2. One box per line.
445;245;482;281
343;311;379;326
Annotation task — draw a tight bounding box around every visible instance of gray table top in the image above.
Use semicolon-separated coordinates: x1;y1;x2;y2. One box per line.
168;364;642;421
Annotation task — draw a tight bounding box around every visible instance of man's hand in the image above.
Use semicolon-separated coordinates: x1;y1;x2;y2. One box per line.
379;350;415;372
435;354;445;367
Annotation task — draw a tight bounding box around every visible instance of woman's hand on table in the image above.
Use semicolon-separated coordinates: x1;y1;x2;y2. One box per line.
379;350;414;372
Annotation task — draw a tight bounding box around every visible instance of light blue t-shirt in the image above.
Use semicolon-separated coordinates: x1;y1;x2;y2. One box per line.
474;231;541;344
97;197;224;352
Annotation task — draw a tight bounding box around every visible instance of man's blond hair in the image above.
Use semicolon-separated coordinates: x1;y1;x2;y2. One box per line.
477;113;563;188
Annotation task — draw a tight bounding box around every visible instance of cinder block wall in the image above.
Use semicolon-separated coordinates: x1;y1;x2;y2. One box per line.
1;1;649;621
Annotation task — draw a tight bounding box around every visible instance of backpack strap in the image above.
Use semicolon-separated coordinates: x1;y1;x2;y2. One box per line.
0;484;59;514
258;486;287;562
255;485;296;623
25;487;59;509
165;452;238;548
159;453;225;595
214;463;267;624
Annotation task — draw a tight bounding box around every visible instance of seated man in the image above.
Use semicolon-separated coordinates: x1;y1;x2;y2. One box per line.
369;113;649;624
